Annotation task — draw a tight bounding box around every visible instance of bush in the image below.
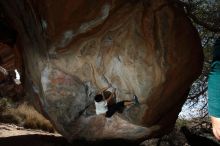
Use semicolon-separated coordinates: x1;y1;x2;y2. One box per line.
0;98;12;113
0;99;55;133
176;119;189;128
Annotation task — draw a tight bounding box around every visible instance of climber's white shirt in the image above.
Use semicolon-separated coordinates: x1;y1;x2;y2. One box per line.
94;87;115;115
95;100;108;115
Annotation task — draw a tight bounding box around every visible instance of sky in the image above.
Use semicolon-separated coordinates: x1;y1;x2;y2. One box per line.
179;94;208;120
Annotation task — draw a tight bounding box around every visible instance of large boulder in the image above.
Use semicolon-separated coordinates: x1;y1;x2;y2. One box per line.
0;0;203;141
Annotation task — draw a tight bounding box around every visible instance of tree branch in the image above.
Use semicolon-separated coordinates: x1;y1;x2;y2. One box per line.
187;87;207;100
187;13;220;32
176;0;220;33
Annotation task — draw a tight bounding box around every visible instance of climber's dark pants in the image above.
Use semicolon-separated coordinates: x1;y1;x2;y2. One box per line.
105;101;125;118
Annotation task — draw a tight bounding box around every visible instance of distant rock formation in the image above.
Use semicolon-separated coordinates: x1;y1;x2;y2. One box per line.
0;0;203;141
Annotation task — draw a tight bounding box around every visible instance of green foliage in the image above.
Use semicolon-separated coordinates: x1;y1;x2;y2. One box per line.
185;0;220;32
0;98;12;113
176;119;189;128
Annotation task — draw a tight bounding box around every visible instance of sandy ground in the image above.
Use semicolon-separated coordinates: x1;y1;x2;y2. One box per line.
0;123;69;146
0;123;61;138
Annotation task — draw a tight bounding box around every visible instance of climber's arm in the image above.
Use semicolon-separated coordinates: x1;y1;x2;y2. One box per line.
106;89;116;103
211;116;220;140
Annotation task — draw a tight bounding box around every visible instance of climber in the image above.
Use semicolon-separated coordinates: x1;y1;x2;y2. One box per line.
208;37;220;140
94;85;139;118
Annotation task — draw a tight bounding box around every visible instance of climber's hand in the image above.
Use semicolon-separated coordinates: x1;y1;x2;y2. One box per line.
211;116;220;140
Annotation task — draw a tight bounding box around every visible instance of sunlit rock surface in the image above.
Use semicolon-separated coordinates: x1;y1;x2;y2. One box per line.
0;0;203;141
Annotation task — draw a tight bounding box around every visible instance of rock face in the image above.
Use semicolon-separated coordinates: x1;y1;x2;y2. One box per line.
0;0;203;141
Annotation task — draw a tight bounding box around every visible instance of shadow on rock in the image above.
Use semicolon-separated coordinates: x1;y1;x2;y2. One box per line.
181;126;220;146
0;135;68;146
0;134;140;146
